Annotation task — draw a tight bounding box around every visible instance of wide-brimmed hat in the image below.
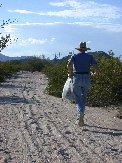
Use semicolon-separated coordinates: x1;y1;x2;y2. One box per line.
75;42;91;51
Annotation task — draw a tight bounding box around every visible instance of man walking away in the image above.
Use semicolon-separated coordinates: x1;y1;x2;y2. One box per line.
67;42;99;127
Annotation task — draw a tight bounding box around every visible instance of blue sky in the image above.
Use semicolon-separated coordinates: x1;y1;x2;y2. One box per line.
1;0;122;59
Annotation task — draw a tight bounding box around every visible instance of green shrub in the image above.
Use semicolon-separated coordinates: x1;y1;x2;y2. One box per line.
0;56;50;82
23;57;45;72
0;60;21;82
43;53;122;107
43;62;67;97
88;56;122;106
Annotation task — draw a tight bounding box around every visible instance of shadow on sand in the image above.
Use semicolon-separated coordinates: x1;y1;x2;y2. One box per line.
84;124;122;136
0;83;22;89
0;95;30;104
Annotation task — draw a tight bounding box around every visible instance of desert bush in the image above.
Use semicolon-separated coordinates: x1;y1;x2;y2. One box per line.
0;60;22;82
0;56;50;82
43;52;122;107
22;56;45;72
43;61;68;97
88;55;122;106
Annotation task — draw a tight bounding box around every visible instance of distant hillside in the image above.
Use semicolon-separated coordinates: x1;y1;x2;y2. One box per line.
0;51;114;63
0;53;30;61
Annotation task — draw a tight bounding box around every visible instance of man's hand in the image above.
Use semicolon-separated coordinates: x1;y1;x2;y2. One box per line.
91;71;99;77
92;64;100;77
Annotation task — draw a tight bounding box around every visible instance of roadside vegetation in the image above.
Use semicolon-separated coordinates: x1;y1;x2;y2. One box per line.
43;52;122;109
0;52;122;113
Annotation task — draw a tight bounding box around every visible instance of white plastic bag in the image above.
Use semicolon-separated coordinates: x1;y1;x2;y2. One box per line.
62;78;75;101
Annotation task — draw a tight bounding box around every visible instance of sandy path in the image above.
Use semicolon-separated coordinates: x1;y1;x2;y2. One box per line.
0;71;122;163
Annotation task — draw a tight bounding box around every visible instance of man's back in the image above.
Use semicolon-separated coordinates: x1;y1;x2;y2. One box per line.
71;52;96;73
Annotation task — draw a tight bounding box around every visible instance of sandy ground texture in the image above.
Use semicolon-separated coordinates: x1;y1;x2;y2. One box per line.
0;71;122;163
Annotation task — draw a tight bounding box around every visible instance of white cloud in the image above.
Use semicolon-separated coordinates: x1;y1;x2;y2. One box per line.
6;22;65;27
8;9;35;14
8;0;121;22
49;0;121;21
3;25;17;33
8;21;122;33
71;22;122;32
49;1;66;7
86;40;91;44
49;0;81;8
18;37;55;46
51;37;56;42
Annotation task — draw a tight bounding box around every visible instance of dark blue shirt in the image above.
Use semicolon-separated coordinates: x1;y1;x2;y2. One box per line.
70;52;97;73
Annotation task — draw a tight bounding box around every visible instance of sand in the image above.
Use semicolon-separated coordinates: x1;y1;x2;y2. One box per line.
0;71;122;163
